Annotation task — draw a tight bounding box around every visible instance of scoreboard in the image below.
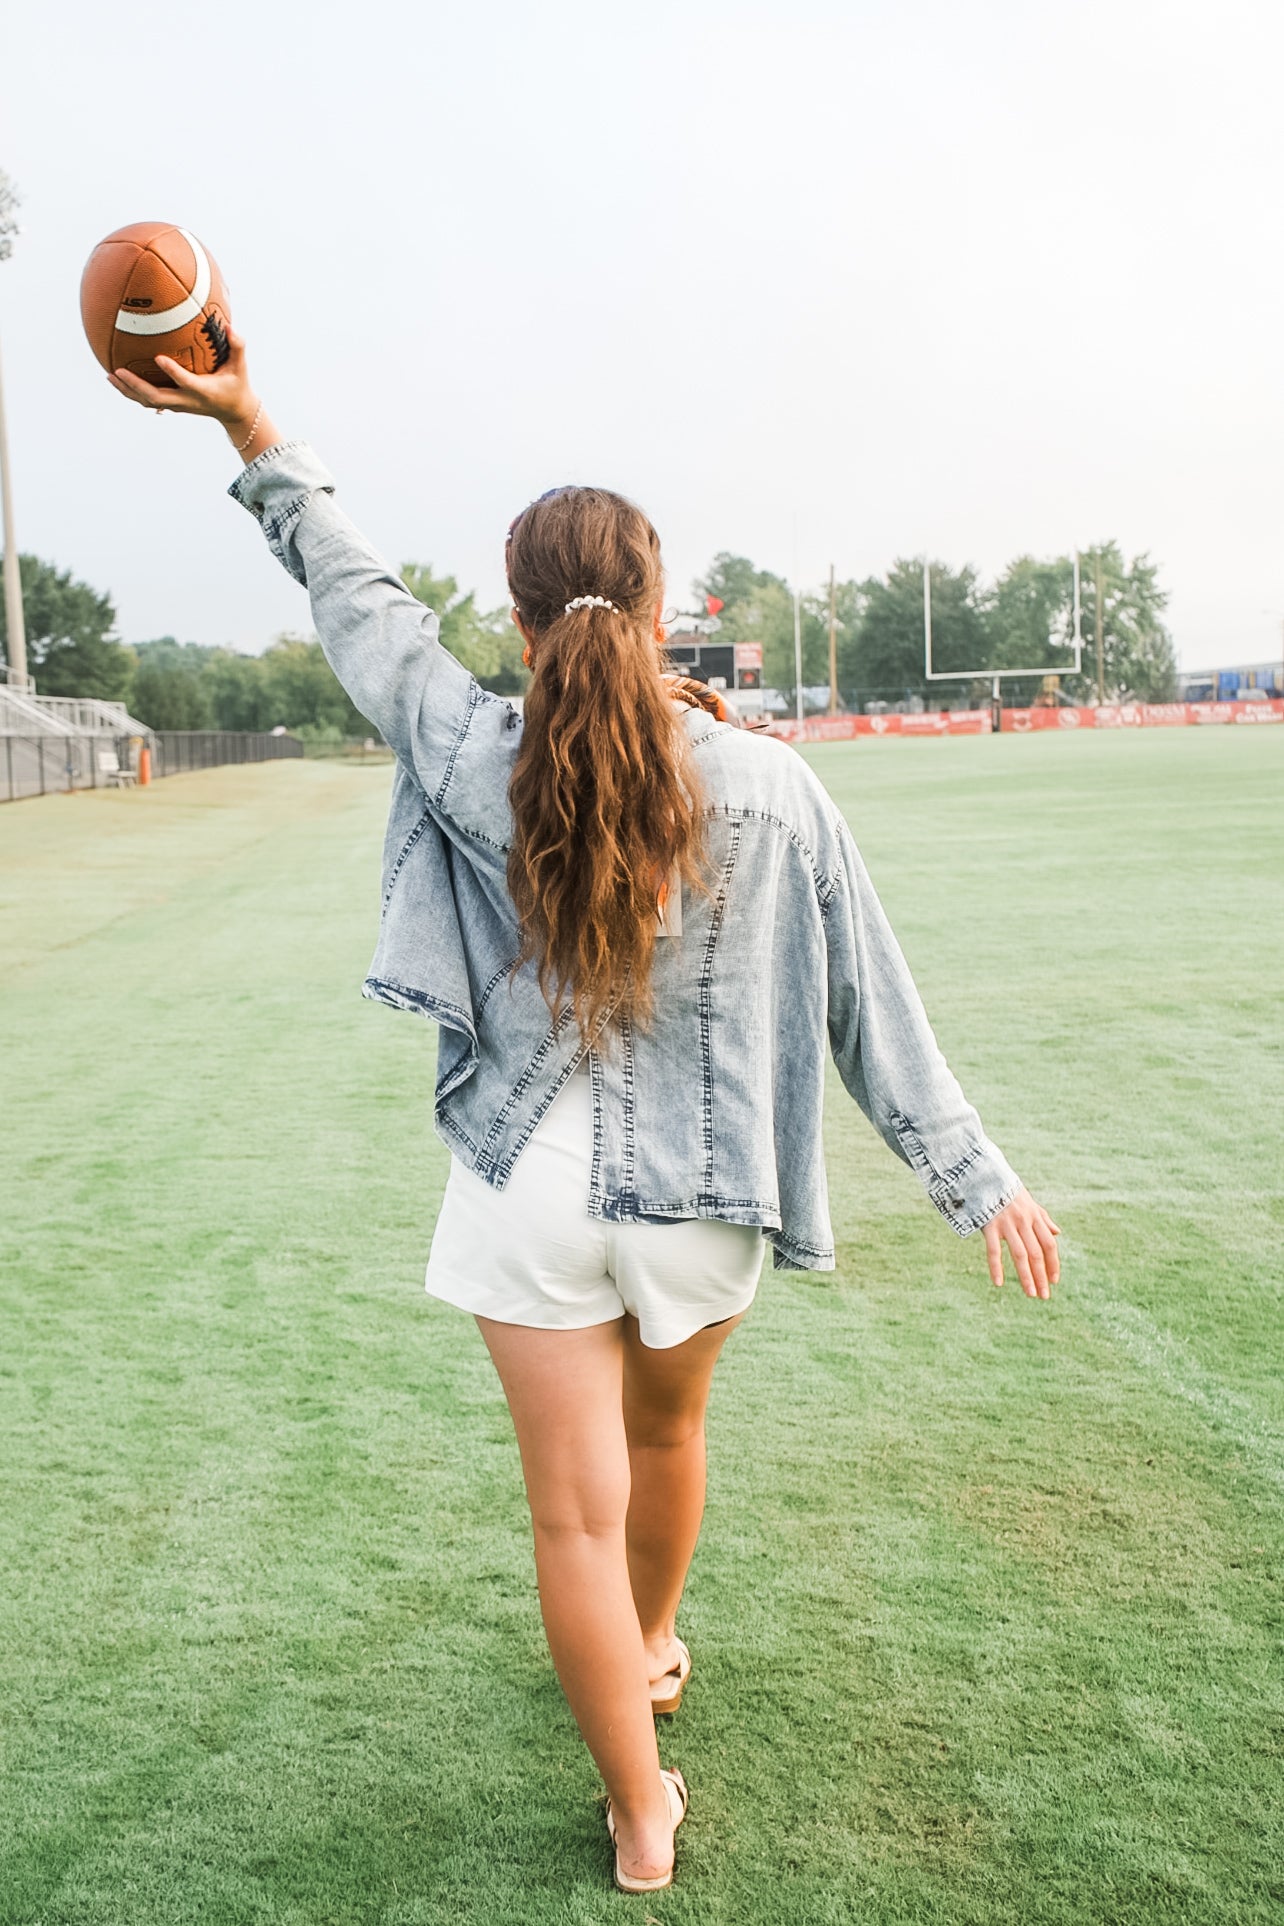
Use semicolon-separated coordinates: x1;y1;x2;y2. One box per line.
664;639;763;696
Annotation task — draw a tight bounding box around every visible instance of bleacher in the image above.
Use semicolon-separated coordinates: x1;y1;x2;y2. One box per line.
0;676;153;803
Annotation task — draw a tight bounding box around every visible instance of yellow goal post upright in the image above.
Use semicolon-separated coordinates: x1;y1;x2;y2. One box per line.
922;554;1085;712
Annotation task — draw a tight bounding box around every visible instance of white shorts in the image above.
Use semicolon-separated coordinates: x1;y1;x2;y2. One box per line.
424;1072;765;1349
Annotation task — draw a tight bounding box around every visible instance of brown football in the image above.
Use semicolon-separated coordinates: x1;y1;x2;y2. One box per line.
81;222;231;387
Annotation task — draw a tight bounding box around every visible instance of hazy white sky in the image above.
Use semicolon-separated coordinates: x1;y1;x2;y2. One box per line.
4;0;1283;670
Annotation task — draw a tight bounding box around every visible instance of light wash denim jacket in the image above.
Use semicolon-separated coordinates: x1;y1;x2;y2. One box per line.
230;443;1022;1271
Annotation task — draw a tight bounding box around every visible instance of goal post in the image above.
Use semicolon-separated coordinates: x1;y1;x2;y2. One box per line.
923;555;1085;697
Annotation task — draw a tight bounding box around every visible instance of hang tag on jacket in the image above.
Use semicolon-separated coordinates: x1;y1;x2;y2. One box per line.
657;865;683;938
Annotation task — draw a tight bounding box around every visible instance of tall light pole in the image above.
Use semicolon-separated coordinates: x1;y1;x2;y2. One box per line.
0;170;26;692
791;514;804;722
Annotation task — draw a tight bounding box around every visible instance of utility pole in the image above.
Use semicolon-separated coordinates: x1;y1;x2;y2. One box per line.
0;171;25;692
793;584;803;722
827;563;838;715
1094;552;1105;705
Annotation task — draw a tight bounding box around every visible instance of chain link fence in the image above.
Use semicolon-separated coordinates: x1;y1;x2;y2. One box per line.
2;731;303;804
151;732;304;778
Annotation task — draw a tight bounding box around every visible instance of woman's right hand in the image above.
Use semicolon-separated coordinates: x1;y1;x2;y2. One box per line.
106;328;280;462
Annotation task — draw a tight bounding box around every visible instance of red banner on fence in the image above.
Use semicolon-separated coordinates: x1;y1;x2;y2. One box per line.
769;700;1283;743
771;710;993;742
1001;700;1284;731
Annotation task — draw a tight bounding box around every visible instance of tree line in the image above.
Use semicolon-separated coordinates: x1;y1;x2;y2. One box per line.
0;537;1176;736
0;557;526;741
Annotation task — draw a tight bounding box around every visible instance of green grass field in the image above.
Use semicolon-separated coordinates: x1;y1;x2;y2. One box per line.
3;730;1281;1925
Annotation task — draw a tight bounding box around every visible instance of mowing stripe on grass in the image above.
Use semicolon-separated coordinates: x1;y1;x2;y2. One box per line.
1072;1268;1284;1496
3;738;1281;1925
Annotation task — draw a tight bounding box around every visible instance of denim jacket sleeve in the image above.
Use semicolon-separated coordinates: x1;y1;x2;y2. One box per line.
228;441;478;784
823;817;1022;1236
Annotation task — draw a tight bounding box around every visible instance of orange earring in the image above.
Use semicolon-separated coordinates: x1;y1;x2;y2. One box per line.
522;643;532;668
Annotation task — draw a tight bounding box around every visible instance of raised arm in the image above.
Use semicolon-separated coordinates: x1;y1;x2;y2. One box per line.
107;334;477;778
823;816;1060;1299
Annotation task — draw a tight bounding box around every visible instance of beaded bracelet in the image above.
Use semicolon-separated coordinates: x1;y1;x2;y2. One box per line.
235;401;264;454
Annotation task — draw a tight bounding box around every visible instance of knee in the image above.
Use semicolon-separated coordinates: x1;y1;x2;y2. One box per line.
528;1475;631;1543
531;1508;627;1545
625;1409;705;1452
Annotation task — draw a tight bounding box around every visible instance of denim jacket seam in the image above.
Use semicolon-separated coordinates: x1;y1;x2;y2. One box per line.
710;802;828;896
476;955;519;1018
889;1108;986;1192
478;1010;576;1164
588;1050;606;1211
628;1193;780;1214
621;1014;637;1196
433;680;481;811
699;819;741;1193
365;975;473;1035
950;1175;1023;1238
436;1109;479;1156
230;438;312;493
475;688;522;726
934;1142;983;1190
889;1110;1014;1236
451;820;509;854
888;1108;934;1174
227;442;316;516
261;495;313;545
491;1049;585;1182
382;808;436;912
771;1227;834;1262
778;1234;832;1257
818;808;861;917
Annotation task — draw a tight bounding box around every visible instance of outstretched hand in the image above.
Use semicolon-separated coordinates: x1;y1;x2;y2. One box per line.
983;1188;1060;1300
106;328;278;461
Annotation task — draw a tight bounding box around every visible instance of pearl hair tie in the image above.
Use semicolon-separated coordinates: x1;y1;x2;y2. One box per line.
565;595;618;614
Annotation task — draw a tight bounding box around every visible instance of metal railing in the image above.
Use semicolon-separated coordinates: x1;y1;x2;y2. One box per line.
2;729;303;803
20;693;145;734
0;684;80;735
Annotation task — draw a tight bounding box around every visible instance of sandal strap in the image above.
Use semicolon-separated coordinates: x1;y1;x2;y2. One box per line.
660;1767;689;1824
606;1768;689;1842
658;1638;692;1685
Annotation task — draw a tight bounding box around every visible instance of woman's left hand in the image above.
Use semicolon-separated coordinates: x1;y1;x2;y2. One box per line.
983;1189;1061;1299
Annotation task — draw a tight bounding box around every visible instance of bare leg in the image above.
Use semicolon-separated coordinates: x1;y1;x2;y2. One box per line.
474;1314;676;1883
622;1311;747;1695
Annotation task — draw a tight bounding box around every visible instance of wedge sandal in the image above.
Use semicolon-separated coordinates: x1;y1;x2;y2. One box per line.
606;1766;689;1894
649;1637;692;1716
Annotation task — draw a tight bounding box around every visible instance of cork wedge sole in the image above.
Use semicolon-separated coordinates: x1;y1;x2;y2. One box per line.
649;1638;692;1717
606;1767;689;1894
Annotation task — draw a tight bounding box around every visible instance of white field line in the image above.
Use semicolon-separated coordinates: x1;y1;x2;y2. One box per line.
1072;1262;1284;1495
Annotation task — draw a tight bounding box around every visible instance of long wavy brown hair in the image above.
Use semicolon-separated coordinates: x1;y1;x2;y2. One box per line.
506;485;708;1043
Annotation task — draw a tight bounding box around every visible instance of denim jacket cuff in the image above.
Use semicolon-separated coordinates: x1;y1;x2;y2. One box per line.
227;441;336;584
926;1136;1024;1238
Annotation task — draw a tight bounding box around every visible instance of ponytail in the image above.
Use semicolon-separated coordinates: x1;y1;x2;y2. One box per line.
505;486;707;1043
